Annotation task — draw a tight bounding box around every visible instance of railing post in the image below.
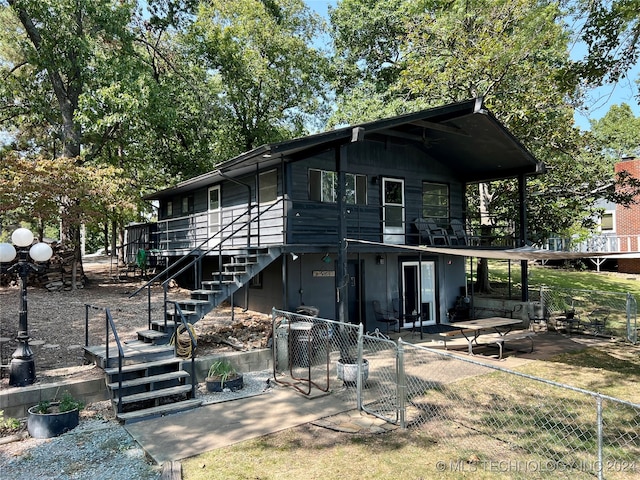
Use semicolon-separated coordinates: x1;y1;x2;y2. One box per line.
84;304;89;347
397;338;406;429
105;310;110;366
147;285;151;330
163;282;168;331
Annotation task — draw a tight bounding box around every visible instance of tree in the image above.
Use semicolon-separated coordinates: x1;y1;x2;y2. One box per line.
1;0;135;284
568;0;640;88
183;0;331;154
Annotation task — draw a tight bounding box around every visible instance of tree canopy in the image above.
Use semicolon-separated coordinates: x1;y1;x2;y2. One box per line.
1;0;639;270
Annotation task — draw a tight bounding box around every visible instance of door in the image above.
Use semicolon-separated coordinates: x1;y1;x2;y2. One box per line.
401;261;436;327
208;186;221;247
382;178;404;244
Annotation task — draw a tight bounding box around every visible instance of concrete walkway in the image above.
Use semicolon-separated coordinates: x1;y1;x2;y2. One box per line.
125;331;613;464
125;383;377;464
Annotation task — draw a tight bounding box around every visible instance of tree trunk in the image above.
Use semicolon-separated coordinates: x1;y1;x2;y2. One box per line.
475;258;492;293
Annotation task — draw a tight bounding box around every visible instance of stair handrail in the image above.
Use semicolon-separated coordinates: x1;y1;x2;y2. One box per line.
128;199;285;329
84;304;124;413
166;300;198;397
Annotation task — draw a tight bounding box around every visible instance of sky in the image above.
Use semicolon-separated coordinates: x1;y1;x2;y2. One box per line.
304;0;640;131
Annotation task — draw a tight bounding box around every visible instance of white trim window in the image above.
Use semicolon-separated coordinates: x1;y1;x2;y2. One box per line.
309;169;367;205
600;210;615;233
259;169;278;204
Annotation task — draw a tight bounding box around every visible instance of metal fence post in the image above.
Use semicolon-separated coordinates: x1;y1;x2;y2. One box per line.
397;338;406;429
356;322;364;411
597;395;603;480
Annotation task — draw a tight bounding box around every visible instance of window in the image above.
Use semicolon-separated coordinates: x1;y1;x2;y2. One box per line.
166;201;173;217
259;169;278;203
600;211;614;232
422;182;449;221
182;195;194;214
309;169;367;204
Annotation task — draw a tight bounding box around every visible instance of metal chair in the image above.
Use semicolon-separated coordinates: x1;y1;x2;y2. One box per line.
372;300;399;334
583;308;610;335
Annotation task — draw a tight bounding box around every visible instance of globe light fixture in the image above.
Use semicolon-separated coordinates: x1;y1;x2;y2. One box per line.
0;228;53;386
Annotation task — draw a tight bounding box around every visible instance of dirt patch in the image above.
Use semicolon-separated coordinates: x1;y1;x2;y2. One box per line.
0;256;273;389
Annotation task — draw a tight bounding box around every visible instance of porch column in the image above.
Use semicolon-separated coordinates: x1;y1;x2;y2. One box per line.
519;174;528;301
336;145;348;324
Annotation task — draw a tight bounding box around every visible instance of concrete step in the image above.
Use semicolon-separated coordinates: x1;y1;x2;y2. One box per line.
116;399;202;424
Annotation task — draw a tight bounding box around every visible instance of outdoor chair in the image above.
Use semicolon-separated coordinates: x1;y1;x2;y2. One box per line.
583;308;610;335
413;218;449;246
372;300;399;334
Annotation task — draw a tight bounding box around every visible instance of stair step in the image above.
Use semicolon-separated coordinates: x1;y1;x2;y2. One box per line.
107;370;191;390
113;384;193;406
177;299;211;307
191;289;222;296
116;399;202;424
223;261;256;268
104;357;182;377
84;343;175;367
137;329;169;341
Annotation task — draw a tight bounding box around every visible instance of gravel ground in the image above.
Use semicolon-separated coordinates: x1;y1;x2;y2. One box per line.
0;371;275;479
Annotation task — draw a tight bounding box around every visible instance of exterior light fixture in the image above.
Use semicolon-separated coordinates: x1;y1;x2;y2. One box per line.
0;228;53;386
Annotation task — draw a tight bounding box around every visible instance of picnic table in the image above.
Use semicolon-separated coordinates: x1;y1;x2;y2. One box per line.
444;317;533;359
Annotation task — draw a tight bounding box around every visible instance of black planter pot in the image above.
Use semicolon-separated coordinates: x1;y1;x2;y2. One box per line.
27;403;79;439
205;374;244;392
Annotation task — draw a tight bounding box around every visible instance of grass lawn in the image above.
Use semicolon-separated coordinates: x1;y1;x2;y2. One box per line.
182;266;640;480
483;260;640;300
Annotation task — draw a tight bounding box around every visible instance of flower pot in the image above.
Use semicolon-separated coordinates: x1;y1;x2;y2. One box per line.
205;374;244;392
27;402;79;439
336;358;369;385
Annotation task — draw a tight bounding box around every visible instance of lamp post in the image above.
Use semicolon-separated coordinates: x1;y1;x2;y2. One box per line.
0;228;53;386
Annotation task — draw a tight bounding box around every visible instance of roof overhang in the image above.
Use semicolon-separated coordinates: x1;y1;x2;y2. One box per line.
347;239;640;261
146;98;543;200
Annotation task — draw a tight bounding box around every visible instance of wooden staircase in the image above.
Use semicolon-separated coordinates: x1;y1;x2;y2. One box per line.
84;246;281;423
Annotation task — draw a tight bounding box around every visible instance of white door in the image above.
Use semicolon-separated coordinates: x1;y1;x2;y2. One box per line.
402;261;436;327
382;178;404;244
208;186;221;247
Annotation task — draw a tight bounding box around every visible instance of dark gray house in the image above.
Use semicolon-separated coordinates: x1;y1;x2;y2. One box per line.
139;98;543;332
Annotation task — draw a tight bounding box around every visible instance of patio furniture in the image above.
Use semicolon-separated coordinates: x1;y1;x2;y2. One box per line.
444;317;532;359
449;219;479;246
373;300;399;334
582;308;610;335
413;218;449;246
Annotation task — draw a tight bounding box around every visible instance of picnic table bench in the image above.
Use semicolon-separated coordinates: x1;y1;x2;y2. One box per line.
441;318;535;359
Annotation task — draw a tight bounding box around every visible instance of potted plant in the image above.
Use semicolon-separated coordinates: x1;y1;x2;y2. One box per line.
27;391;83;439
205;359;243;392
335;327;369;386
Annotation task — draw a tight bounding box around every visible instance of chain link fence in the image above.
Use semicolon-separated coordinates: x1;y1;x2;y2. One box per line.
272;308;640;479
528;287;637;344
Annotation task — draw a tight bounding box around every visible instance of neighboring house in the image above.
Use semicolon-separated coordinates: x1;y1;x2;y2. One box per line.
614;157;640;273
135;98;543;332
545;156;640;274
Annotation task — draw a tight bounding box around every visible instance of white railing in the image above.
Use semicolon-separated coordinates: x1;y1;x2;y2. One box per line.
545;234;640;253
